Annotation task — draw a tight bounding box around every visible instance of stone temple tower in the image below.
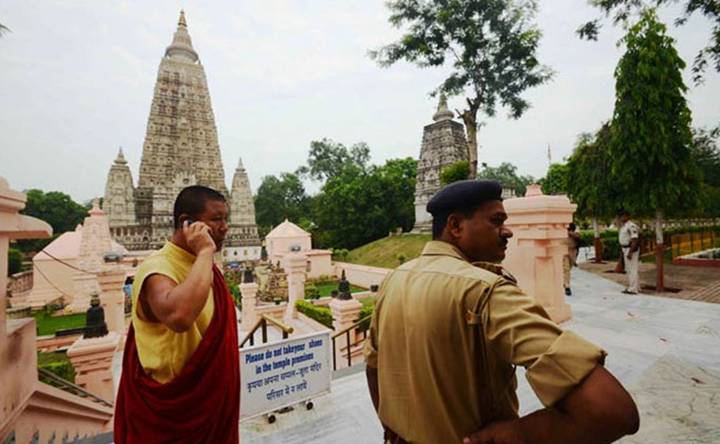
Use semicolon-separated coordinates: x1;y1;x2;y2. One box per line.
225;158;261;261
103;11;260;256
411;95;469;233
104;148;136;227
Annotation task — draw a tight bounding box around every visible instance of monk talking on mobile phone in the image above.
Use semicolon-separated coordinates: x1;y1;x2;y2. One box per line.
115;185;240;444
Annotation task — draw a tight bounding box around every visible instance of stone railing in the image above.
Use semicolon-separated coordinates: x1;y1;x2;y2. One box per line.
333;262;391;290
7;270;33;296
10;380;113;443
36;334;82;353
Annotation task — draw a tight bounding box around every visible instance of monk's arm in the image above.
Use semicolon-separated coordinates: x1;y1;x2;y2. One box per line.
464;365;639;444
140;248;214;332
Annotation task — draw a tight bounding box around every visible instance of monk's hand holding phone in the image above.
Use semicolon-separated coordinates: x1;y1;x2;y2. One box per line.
183;219;216;256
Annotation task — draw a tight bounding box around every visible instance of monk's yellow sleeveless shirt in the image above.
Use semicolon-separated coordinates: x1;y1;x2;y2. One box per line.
131;242;215;383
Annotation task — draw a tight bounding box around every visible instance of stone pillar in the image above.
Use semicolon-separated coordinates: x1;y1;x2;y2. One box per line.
240;281;259;330
96;267;126;336
329;298;362;368
503;184;576;323
0;177;52;439
283;250;307;321
67;333;120;403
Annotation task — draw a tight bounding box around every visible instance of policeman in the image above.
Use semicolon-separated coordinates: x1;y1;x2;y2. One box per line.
364;180;638;444
617;209;641;294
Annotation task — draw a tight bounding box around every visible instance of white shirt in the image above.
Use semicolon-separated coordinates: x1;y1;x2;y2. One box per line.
618;220;639;247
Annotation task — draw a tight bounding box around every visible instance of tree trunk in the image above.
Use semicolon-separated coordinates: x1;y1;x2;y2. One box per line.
592;217;603;263
460;104;480;179
615;253;625;273
655;209;665;293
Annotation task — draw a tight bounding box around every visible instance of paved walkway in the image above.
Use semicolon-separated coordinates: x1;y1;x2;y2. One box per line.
241;268;720;443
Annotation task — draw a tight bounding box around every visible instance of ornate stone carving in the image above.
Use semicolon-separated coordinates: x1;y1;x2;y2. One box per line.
102;11;260;255
412;95;469;233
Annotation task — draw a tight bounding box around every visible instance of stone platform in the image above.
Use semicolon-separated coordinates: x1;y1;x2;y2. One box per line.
241;268;720;443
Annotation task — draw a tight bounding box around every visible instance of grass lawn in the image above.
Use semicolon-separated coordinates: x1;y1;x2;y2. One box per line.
33;311;86;336
313;282;364;297
345;234;431;269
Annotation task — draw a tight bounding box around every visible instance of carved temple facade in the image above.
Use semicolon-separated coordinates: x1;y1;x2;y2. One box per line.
412;95;469;233
103;11;260;259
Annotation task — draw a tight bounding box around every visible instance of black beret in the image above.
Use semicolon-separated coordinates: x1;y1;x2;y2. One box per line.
427;180;503;216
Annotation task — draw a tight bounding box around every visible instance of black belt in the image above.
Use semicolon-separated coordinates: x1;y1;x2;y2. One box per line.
621;244;630;248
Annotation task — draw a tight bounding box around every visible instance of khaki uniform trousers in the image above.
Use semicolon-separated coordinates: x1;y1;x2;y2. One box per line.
563;249;577;288
622;248;640;293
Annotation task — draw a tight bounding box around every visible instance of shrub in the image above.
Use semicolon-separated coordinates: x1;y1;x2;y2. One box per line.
332;249;350;262
356;298;376;333
37;352;75;384
296;300;333;329
305;284;321;300
578;225;720;260
440;160;470;186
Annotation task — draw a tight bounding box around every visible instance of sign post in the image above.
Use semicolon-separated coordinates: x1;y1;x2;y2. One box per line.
240;330;332;421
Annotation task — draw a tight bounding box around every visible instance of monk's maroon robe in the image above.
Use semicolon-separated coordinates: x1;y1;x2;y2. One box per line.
114;265;240;444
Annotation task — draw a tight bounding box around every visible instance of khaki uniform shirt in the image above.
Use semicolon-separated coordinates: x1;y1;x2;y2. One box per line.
619;221;640;248
364;241;606;444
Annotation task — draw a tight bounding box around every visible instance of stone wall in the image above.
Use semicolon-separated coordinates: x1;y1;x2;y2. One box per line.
333;262;391;290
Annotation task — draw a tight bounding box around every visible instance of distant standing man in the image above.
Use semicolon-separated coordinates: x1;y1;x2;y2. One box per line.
365;180;639;444
563;223;581;296
618;209;641;295
115;186;240;444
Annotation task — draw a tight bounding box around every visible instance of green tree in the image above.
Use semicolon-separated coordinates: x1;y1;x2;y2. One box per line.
477;162;535;196
21;189;87;233
302;138;370;182
540;163;569;195
609;10;700;291
691;127;720;216
8;248;22;276
566;124;619;262
579;0;720;84
253;173;310;230
440;160;470;186
371;0;553;178
314;158;417;249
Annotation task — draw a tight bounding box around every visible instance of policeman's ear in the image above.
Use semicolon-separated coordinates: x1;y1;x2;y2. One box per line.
445;212;467;239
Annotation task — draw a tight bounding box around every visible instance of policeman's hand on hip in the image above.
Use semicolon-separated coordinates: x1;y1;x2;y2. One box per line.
462;419;524;444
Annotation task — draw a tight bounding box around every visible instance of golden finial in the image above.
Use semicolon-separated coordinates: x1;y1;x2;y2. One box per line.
178;10;187;27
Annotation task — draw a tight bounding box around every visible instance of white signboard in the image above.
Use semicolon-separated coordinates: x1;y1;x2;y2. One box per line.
240;331;332;420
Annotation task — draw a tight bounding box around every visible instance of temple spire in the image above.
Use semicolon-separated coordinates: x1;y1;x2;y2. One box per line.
433;93;454;122
114;147;127;165
236;157;244;170
165;10;198;62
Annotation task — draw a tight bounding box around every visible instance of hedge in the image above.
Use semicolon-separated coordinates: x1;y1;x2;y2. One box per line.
578;225;720;260
296;300;333;329
305;284;321;300
37;351;76;384
356;297;376;333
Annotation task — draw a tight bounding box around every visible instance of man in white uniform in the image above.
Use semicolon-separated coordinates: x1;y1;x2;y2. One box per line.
618;209;640;294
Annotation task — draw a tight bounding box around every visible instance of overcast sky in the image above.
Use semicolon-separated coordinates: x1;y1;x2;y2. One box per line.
1;1;718;203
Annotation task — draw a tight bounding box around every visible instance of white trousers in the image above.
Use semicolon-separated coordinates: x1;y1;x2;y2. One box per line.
622;247;640;293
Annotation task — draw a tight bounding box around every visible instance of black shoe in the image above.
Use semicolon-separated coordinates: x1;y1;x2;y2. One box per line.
621;289;638;295
564;287;572;296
